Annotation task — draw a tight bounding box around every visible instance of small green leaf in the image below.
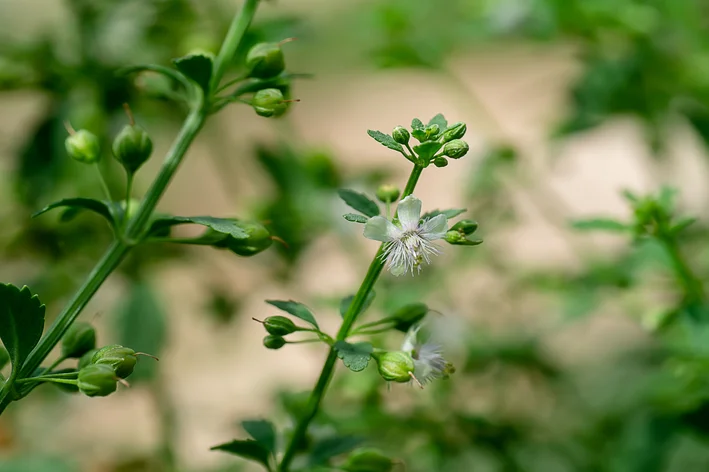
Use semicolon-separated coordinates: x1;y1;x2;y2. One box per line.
148;216;249;239
173;53;213;94
338;189;380;217
33;198;118;226
211;439;271;470
421;208;467;220
0;284;45;377
266;300;319;329
427;113;448;132
343;213;369;224
411;118;424;130
339;291;376;318
671;217;697;234
334;341;372;372
413;142;443;162
242;419;276;454
366;130;404;153
570;218;630;232
309;435;365;467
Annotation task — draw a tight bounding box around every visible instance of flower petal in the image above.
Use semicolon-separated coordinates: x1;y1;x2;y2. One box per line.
396;196;422;230
421;214;448;240
364;216;400;242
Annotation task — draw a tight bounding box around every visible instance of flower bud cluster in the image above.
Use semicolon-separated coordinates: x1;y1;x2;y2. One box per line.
255;315;305;350
444;219;482;246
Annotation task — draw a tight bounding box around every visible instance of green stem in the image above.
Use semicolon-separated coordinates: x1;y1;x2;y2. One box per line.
124;171;134;228
659;234;705;303
16;377;77;386
278;165;424;471
0;0;262;415
94;163;113;201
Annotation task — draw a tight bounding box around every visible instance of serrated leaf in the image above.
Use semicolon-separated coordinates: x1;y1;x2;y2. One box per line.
343;213;368;224
413;142;443;162
115;282;166;382
571;218;630;232
242;419;276;454
338;189;380;217
421;208;467;220
309;435;365;466
427;113;448;131
411;118;424;130
33;198;118;226
366;130;404;153
173;53;213;94
266;300;319;329
148;216;249;239
211;439;271;469
334;341;372;372
339;291;376;318
0;284;45;378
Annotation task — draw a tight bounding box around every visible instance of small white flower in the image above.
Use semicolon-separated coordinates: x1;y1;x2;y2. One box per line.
402;320;454;386
363;195;447;276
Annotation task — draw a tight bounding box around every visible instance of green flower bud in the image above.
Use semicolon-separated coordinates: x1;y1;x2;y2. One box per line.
61;322;96;359
432;157;448;168
252;88;289;118
209;220;273;256
246;42;285;79
263;335;287;350
373;351;415;383
443;139;469;159
78;349;98;370
343;448;394;472
0;346;9;371
389;302;428;332
375;185;401;203
450;219;478;235
78;364;117;397
392;126;410;145
424;124;440;140
263;316;297;336
444;230;483;246
65;129;100;164
112;124;153;174
91;344;137;379
439;122;466;143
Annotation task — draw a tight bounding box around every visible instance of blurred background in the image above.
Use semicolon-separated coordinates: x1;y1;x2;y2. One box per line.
2;0;709;471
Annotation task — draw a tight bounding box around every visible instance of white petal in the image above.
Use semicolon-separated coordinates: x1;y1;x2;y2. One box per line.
389;262;407;277
397;196;422;230
364;216;400;242
421;214;448;240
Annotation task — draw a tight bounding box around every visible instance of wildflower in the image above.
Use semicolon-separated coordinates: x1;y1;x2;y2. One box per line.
363;196;447;276
401;320;454;386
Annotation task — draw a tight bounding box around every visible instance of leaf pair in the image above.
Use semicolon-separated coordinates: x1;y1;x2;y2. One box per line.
339;189;380;225
212;419;276;470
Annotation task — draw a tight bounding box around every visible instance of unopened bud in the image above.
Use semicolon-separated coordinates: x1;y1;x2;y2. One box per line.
78;364;117;397
246;42;285;79
343;448;394;472
61;322;96;358
65;129;100;164
373;351;415;383
210;220;273;256
112;124;153;174
262;316;297;336
450;219;478;235
263;335;286;350
424;124;440;140
91;344;137;379
376;185;401;203
389;302;428;332
444;230;482;246
392;126;410;145
439;122;466;143
443;139;469;159
252;88;289;118
432;157;448;168
78;349;98;370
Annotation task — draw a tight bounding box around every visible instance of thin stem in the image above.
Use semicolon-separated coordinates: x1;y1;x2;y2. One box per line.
16;377;77;386
278;165;424;471
43;355;68;374
94;163;113;201
659;233;705;303
124;172;134;226
0;0;262;415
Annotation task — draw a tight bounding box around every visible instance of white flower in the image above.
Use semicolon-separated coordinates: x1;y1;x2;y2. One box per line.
363;195;447;276
402;320;454;386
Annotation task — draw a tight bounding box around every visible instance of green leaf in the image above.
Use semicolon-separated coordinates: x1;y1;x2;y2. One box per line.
0;284;45;377
421;208;467;220
339;291;376;318
571;218;630;232
242;419;276;454
366;130;403;153
309;435;365;466
334;341;372;372
33;198;117;226
148;216;249;239
411;118;424;130
338;189;380;217
118;64;193;92
266;300;319;329
427;113;448;131
173;53;213;94
412;142;442;162
211;439;271;470
343;213;368;224
115;282;166;382
671;217;697;234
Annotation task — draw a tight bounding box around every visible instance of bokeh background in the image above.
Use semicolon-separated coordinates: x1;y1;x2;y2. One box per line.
2;0;709;471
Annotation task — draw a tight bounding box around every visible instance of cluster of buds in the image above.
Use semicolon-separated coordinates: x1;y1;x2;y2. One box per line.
390;119;469;168
444;219;482;246
254;315;311;350
242;39;299;118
